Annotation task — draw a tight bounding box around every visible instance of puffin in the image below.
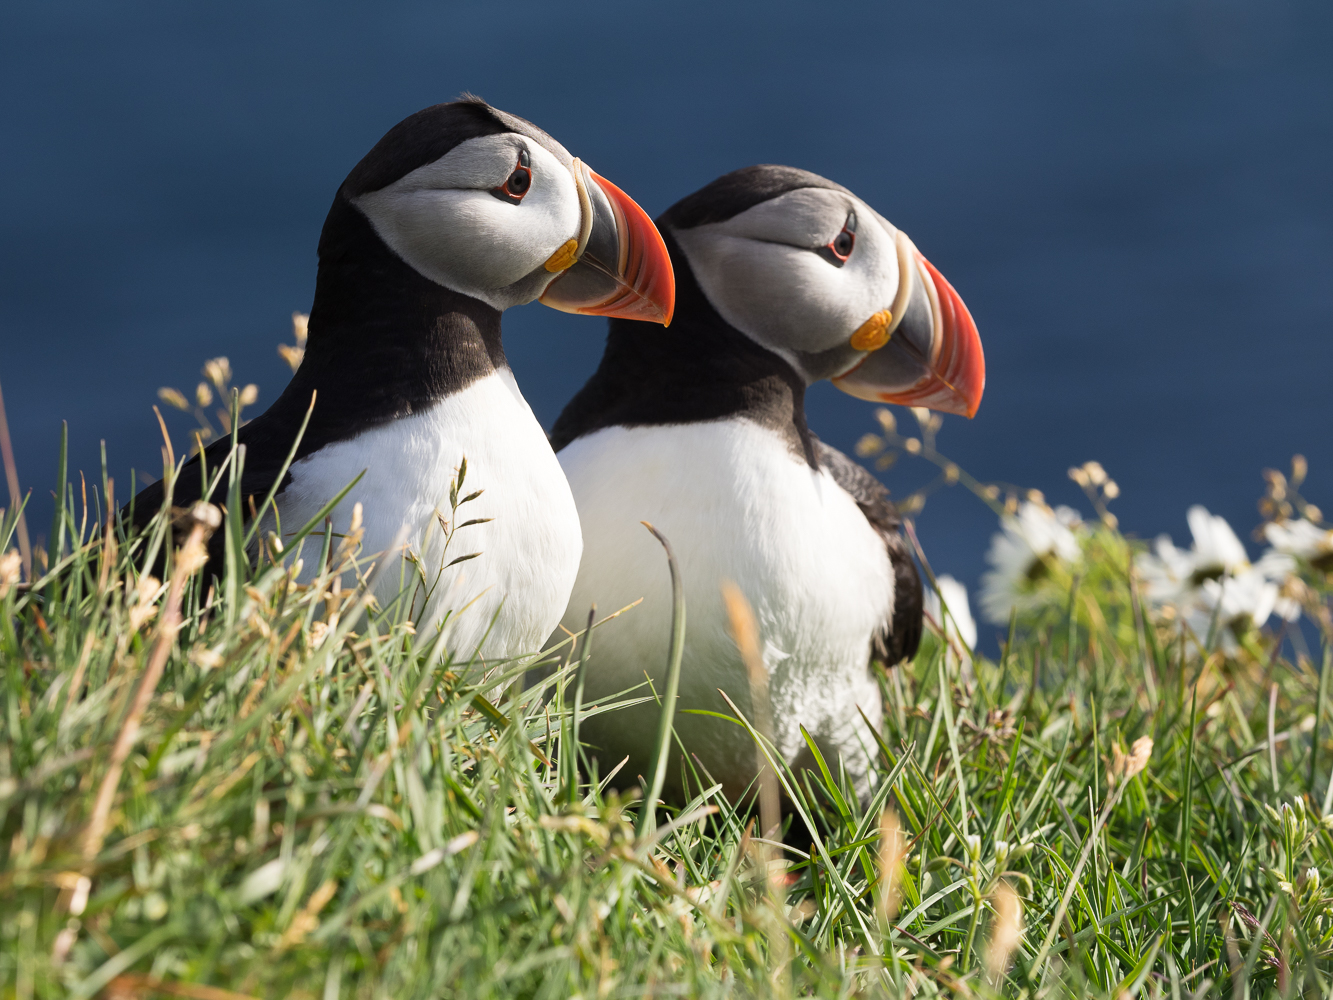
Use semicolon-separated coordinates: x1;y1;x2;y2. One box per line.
130;98;674;663
550;165;983;805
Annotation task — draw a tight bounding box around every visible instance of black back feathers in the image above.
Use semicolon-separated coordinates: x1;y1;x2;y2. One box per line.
815;441;923;666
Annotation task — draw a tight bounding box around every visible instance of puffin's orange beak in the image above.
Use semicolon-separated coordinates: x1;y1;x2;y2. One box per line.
832;247;984;418
539;164;675;326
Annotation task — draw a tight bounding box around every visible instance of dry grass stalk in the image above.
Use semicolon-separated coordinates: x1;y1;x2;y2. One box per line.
877;808;905;925
1033;735;1153;966
0;548;21;599
0;376;32;579
722;581;793;997
721;580;780;842
984;880;1023;979
80;501;222;864
103;972;261;1000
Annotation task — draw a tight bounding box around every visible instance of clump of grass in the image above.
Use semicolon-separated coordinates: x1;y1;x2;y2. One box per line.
2;383;1333;997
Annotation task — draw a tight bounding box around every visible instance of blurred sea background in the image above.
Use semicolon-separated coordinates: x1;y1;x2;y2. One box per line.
2;1;1330;648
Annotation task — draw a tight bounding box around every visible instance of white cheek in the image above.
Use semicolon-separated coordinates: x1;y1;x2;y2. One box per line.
353;140;581;305
682;231;899;355
362;186;578;293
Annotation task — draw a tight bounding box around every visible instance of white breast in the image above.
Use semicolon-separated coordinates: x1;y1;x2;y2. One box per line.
557;418;893;800
275;370;582;665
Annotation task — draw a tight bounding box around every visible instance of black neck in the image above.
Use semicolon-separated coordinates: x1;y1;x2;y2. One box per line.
549;228;817;466
246;196;507;463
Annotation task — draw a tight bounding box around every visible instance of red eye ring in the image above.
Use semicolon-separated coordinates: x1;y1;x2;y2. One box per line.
491;149;533;205
827;228;855;262
817;210;858;267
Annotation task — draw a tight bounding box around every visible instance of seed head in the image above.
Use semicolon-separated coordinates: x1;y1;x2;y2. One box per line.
126;574;162;632
203;357;232;391
158;387;190;410
1110;736;1153;785
856;433;884;457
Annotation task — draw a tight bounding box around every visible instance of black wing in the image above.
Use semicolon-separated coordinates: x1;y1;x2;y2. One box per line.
816;439;922;666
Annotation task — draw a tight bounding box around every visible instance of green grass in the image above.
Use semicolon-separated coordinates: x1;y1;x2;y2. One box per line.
3;413;1333;999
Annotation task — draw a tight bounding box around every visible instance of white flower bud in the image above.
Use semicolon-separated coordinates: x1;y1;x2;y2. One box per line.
964;834;982;861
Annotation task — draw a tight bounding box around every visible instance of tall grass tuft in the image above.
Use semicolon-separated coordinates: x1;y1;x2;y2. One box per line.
2;367;1333;997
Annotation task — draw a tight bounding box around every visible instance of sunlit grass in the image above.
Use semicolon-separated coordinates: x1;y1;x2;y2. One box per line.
1;359;1332;997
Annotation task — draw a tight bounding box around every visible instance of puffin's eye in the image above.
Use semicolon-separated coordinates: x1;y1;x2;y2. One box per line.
817;211;857;267
492;149;532;204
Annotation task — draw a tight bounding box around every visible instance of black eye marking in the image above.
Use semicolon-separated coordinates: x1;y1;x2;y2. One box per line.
491;148;532;204
817;211;857;267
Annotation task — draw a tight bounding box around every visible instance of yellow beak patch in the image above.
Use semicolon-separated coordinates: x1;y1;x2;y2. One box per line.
544;239;580;274
849;309;894;352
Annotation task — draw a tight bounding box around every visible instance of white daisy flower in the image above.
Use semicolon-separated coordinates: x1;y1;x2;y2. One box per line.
1182;567;1280;652
1255;518;1331;622
979;502;1083;624
924;575;977;650
1264;518;1333;572
1185;505;1250;576
1139;505;1299;647
1136;505;1250;609
1136;535;1197;608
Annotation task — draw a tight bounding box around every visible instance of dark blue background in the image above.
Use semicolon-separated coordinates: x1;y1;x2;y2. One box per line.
2;1;1330;641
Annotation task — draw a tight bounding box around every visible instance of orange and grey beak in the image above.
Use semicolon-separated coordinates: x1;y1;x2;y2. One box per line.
832;234;984;418
539;160;675;325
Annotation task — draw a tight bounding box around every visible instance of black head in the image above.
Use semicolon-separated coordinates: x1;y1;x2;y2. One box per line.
660;164;852;231
337;98;573;202
662;163;985;414
316;96;674;321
